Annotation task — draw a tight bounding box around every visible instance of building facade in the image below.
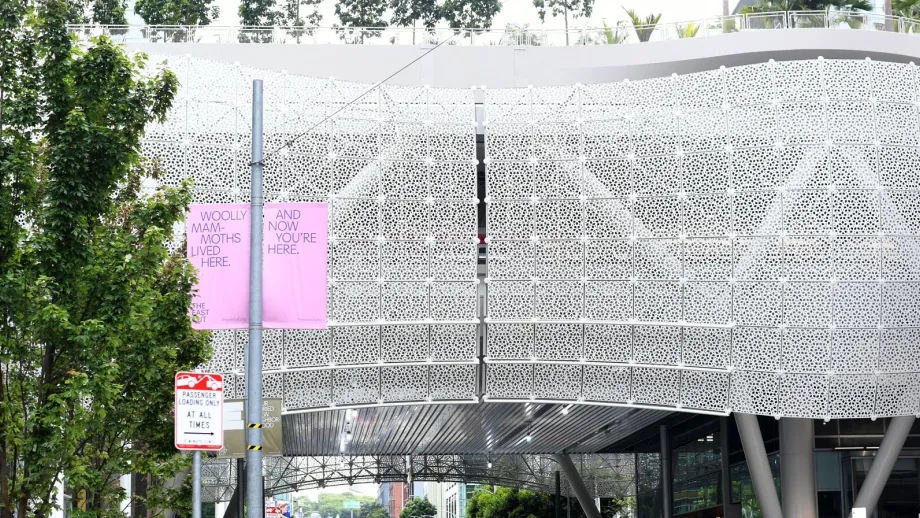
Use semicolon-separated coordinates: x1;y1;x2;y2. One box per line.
86;13;920;518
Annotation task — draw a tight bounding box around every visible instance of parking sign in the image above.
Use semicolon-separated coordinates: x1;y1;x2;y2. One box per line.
175;372;224;450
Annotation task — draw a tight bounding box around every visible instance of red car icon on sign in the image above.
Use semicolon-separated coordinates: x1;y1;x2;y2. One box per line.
203;375;223;390
175;373;223;390
176;374;199;388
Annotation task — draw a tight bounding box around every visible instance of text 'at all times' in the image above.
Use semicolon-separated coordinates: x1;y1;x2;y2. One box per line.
178;390;220;431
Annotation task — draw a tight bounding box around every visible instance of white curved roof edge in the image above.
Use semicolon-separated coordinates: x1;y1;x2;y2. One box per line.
124;29;920;88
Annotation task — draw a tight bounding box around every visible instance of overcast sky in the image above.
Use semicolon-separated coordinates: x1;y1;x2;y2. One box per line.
126;0;732;27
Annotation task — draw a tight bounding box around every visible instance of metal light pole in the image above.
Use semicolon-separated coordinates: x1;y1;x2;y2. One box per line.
246;79;265;518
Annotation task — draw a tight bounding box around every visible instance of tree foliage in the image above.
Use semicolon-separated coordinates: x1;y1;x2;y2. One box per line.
532;0;592;45
296;493;376;518
389;0;442;29
0;2;210;518
134;0;220;25
466;487;631;518
335;0;388;29
891;0;920;16
740;0;873;12
399;498;436;518
239;0;280;26
52;0;128;24
466;487;552;518
441;0;502;30
532;0;594;26
357;502;389;518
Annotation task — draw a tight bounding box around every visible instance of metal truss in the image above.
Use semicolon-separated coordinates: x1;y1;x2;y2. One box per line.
201;454;636;503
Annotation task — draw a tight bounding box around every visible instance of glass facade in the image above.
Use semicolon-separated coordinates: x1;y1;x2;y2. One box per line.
729;454;780;518
623;416;920;518
672;431;722;515
635;452;660;518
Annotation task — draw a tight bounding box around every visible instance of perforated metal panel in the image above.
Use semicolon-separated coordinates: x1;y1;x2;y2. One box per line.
145;54;920;420
141;54;479;413
484;58;920;420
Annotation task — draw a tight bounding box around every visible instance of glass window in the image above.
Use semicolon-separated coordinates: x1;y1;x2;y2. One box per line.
636;452;660;518
730;455;780;518
672;431;723;515
816;451;841;491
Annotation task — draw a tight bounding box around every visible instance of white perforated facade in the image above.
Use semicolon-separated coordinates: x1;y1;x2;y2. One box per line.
143;53;920;421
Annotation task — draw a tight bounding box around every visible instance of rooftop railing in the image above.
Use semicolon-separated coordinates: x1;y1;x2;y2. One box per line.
66;10;920;45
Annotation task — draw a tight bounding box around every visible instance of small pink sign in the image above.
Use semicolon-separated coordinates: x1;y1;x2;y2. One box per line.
187;204;251;329
263;203;328;329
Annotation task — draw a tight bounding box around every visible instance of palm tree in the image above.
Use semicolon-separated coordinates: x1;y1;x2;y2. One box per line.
742;0;872;28
893;0;920;16
893;0;920;31
622;7;662;42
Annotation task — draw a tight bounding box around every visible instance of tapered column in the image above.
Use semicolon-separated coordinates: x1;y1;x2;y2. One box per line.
734;413;783;518
780;418;817;518
851;416;916;518
554;454;601;518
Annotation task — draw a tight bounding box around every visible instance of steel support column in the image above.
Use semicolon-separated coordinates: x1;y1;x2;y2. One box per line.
851;416;916;518
555;471;561;518
554;454;601;518
780;418;817;518
734;413;783;518
659;425;672;518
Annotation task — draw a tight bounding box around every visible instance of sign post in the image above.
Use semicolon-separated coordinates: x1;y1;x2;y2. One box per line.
247;78;265;518
343;501;361;518
175;371;224;518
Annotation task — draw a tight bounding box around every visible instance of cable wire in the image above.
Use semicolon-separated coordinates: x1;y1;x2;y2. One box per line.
253;32;458;166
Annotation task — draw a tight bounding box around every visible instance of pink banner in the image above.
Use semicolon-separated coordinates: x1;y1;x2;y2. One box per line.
187;204;251;330
263;203;329;329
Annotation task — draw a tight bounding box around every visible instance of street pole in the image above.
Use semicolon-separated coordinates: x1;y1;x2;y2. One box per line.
246;79;265;518
192;451;202;518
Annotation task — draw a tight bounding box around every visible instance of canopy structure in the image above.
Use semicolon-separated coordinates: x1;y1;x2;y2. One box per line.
201;452;641;503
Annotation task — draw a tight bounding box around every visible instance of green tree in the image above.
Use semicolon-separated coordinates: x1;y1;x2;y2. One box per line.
89;0;128;24
57;0;128;24
893;0;920;16
622;7;662;42
0;2;209;518
389;0;442;43
134;0;220;25
466;487;552;518
238;0;278;42
357;502;389;518
441;0;502;33
532;0;594;45
400;498;437;518
335;0;388;42
314;493;376;518
239;0;279;26
278;0;324;30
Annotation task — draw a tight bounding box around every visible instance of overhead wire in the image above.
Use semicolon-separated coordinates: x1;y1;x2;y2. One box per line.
252;31;458;166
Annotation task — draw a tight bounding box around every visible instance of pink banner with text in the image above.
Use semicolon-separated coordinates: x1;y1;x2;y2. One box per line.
263;203;328;329
187;204;251;330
